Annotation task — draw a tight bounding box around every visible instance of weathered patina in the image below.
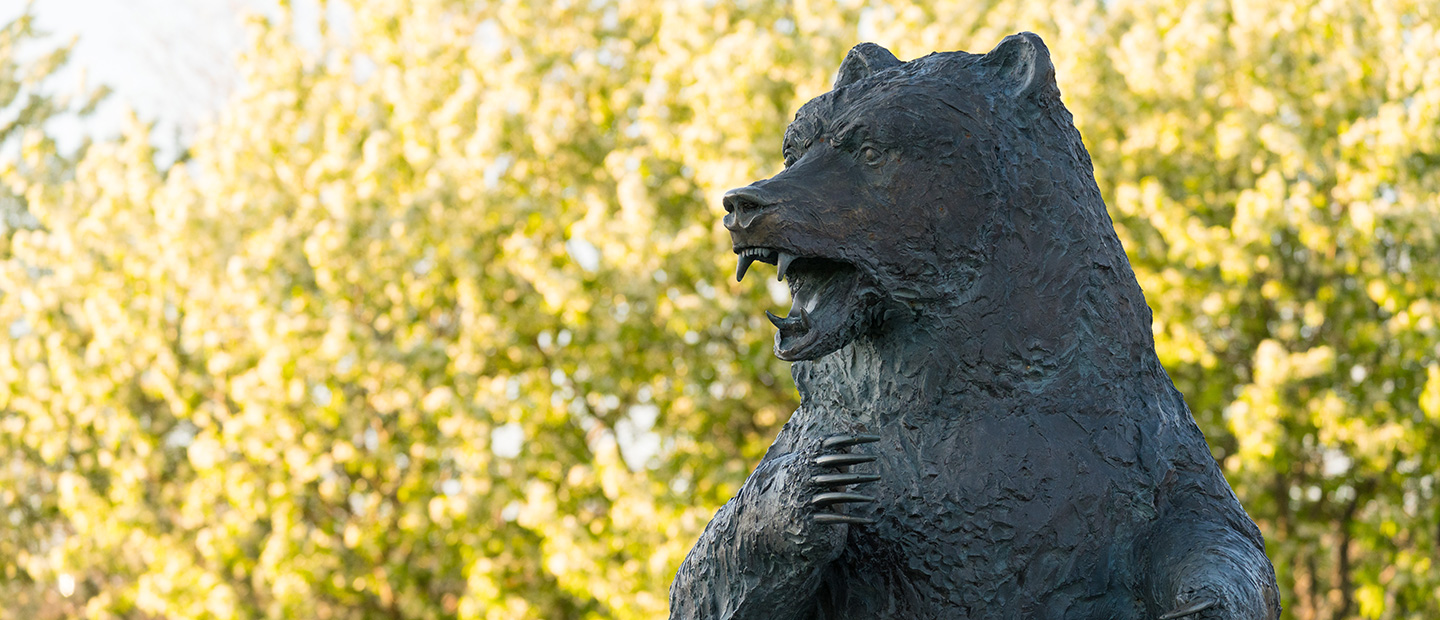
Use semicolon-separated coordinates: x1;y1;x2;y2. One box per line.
669;33;1280;620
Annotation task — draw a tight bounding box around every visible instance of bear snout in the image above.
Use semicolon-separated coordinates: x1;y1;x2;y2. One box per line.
722;185;780;232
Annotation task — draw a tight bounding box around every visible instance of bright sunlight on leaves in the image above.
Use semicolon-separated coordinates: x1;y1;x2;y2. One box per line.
1;1;1437;619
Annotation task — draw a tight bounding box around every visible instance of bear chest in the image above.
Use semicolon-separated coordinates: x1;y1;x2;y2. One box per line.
814;410;1154;617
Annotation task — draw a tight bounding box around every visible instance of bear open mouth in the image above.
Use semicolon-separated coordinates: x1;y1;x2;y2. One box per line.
736;247;873;361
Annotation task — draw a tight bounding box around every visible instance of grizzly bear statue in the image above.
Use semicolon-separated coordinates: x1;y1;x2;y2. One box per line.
668;33;1281;620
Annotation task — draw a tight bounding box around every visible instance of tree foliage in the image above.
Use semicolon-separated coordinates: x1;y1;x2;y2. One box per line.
0;1;1436;619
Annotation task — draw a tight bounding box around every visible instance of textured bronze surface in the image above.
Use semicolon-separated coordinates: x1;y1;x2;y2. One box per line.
669;33;1280;620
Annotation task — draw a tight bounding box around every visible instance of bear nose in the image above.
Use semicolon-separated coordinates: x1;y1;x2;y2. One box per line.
723;186;774;231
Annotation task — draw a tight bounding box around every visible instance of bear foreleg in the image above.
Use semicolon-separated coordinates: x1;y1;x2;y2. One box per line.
669;434;881;620
1139;509;1281;620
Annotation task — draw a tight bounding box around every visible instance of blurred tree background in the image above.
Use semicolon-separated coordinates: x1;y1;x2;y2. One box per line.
1;0;1437;618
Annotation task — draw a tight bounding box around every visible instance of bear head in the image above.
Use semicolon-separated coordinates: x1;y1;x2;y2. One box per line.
726;33;1153;387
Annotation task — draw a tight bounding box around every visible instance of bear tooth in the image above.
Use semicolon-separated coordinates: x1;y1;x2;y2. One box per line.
765;310;784;328
777;252;796;281
737;255;756;282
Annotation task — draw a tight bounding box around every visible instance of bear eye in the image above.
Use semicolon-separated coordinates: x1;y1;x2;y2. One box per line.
860;145;884;167
783;149;798;168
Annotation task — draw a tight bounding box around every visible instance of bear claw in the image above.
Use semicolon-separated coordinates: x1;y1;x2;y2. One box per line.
822;434;881;449
814;454;877;467
812;513;875;525
811;492;875;507
1158;599;1216;619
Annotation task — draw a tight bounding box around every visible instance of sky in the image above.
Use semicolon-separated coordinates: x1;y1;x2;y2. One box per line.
3;0;291;160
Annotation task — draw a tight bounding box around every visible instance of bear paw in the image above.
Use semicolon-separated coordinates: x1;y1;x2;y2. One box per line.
735;433;882;564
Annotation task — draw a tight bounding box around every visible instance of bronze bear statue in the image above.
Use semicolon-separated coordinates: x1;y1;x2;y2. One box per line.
669;33;1281;620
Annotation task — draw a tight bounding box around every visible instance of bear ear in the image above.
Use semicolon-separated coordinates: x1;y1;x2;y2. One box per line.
979;32;1057;100
834;43;902;89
